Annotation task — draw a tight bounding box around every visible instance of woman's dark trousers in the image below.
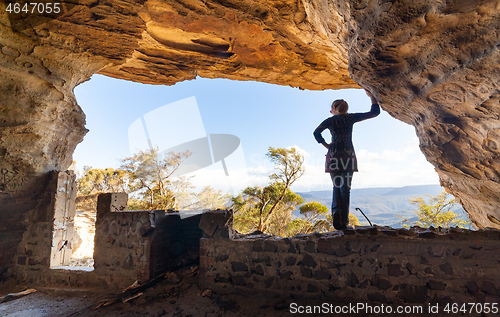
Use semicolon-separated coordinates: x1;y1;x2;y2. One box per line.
330;171;353;230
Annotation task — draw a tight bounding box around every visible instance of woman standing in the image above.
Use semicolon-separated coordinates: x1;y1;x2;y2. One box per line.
313;90;380;230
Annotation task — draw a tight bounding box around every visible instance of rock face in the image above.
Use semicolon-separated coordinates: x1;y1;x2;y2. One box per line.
340;0;500;229
0;0;499;274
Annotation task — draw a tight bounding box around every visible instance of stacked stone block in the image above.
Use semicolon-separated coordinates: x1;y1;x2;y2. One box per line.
200;228;500;305
14;171;77;277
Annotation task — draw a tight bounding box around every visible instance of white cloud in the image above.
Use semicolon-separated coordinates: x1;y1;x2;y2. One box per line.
181;162;269;195
288;145;311;159
381;149;406;161
185;137;439;195
400;137;420;154
357;149;407;162
291;138;439;191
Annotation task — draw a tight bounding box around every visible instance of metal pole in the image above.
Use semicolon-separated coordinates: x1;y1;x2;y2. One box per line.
355;207;373;226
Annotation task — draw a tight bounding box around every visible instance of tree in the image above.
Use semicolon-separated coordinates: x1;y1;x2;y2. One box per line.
120;147;191;210
232;147;305;235
286;203;361;236
75;147;229;212
402;190;471;228
76;167;129;211
177;185;231;210
266;189;304;237
232;146;364;236
296;203;360;233
78;166;128;195
297;202;331;234
285;219;312;237
260;147;305;231
325;213;360;228
232;182;304;236
348;213;361;227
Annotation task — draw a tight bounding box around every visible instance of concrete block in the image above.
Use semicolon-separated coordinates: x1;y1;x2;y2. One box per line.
96;193;128;215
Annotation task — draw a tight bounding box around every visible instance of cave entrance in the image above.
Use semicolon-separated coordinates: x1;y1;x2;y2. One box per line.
48;170;94;271
49;175;75;268
69;209;96;269
68;73;443;247
67;174;96;270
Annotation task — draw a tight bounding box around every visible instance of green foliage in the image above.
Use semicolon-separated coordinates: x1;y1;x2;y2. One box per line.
325;213;360;228
232;146;364;236
232;182;304;236
285;219;312;237
402;190;472;228
179;185;231;210
78;166;128;195
232;147;305;236
300;201;328;216
76;167;129;211
296;202;330;234
120;147;191;210
75;147;230;212
266;146;305;186
261;147;305;230
349;213;361;227
266;188;304;237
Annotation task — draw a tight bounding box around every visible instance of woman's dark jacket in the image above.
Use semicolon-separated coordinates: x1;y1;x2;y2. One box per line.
314;104;380;173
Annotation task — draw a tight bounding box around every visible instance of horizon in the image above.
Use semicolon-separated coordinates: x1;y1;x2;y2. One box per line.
297;183;443;193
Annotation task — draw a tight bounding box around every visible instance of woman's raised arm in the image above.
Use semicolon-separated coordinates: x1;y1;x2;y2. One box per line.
365;89;378;105
350;89;381;123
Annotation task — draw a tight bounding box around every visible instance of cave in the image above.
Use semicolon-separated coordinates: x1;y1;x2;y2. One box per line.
1;0;500;312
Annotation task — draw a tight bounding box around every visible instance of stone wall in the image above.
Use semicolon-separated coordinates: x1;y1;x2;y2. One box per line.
93;193;205;287
200;227;500;306
150;212;203;277
2;2;500;282
12;191;208;290
93;193;159;288
13;171;78;278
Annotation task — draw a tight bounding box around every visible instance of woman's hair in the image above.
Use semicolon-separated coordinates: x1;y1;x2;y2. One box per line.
332;99;348;114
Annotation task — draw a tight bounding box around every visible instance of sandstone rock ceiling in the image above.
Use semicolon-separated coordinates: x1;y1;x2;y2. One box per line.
0;0;499;231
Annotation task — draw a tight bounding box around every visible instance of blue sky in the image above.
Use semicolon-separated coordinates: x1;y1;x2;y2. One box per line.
73;74;439;193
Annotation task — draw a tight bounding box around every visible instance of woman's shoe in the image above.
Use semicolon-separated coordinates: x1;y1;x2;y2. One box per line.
333;212;343;230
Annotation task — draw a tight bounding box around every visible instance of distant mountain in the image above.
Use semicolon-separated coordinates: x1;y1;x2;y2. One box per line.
380;185;443;197
296;184;469;227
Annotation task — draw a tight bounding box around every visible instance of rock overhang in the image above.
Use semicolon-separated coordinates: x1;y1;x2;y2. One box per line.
0;0;499;257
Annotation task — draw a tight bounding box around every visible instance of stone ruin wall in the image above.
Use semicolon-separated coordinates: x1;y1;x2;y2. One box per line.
9;186;500;309
13;191;206;290
200;227;500;307
0;0;500;280
13;191;157;290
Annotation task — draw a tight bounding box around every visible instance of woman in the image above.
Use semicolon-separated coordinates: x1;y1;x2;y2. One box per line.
313;90;380;230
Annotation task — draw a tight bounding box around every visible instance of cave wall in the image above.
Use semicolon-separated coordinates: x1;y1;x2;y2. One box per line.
14;194;208;290
1;0;500;278
97;0;357;89
337;0;500;229
0;23;107;279
0;0;357;278
0;0;144;278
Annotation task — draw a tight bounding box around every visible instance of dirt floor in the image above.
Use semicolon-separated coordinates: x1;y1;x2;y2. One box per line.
0;266;293;317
